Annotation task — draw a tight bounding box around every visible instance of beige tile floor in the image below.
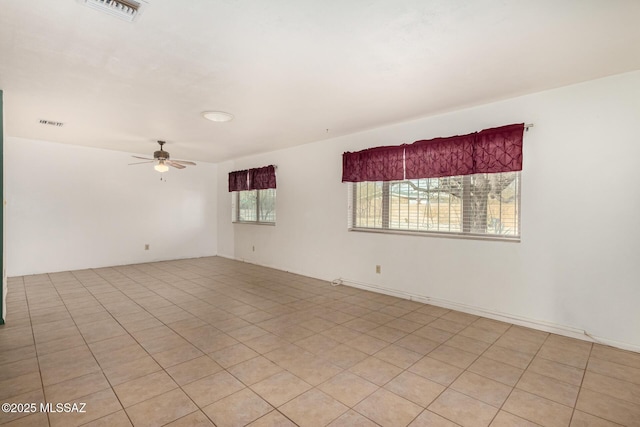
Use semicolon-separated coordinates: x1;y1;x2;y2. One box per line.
1;256;639;427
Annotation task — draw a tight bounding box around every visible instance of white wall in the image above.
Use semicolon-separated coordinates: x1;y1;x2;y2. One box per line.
218;71;640;351
6;138;218;276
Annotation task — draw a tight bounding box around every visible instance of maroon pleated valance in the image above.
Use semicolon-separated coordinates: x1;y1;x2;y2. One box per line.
474;124;523;174
342;145;405;182
250;165;277;190
228;170;249;192
405;133;475;179
228;165;276;192
342;123;524;182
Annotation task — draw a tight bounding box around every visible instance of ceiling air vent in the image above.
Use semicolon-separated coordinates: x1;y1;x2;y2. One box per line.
39;119;64;127
79;0;148;22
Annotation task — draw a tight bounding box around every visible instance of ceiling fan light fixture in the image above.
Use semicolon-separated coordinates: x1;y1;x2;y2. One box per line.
130;141;195;172
154;161;169;173
202;111;234;122
78;0;148;22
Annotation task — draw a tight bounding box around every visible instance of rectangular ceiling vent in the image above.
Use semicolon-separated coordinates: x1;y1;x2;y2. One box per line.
39;119;64;127
79;0;148;22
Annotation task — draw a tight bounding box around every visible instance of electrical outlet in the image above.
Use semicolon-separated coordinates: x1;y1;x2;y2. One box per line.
252;245;255;252
145;244;149;250
376;265;381;274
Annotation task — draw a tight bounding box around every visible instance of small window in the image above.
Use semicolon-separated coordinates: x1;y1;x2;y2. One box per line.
234;189;276;224
350;172;520;239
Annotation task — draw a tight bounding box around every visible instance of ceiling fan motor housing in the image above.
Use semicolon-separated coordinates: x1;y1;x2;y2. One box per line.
154;149;169;160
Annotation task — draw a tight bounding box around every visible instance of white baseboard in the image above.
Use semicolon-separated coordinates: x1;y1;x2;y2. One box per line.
217;255;335;283
212;255;640;353
336;277;640;353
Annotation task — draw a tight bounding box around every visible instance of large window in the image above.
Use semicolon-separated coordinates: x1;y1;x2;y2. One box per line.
351;172;520;238
343;124;525;240
234;189;276;224
229;165;277;225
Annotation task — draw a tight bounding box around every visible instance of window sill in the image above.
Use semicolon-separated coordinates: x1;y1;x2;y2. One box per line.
233;221;276;226
348;227;520;242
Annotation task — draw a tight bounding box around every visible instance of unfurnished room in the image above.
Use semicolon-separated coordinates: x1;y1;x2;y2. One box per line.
1;1;639;426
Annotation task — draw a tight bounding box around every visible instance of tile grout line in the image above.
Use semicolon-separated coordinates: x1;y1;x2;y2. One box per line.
15;275;48;426
496;329;554;423
84;267;210;426
46;271;133;427
567;341;594;427
24;275;54;427
418;317;515;427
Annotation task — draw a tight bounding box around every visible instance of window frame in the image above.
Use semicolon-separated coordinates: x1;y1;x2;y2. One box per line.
233;189;276;225
349;172;521;242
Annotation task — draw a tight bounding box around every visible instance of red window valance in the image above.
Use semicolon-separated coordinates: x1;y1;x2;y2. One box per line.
405;133;475;179
342;145;405;182
228;170;249;192
228;165;276;192
250;165;277;190
474;124;523;174
342;123;524;182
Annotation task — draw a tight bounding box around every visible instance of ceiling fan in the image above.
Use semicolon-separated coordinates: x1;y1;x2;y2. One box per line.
129;141;196;172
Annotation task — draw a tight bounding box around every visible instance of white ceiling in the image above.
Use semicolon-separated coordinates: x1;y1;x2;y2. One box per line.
1;0;639;162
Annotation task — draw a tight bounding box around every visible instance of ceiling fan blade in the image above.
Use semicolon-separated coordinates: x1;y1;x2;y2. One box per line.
132;155;154;160
166;160;186;169
171;159;197;166
128;161;155;165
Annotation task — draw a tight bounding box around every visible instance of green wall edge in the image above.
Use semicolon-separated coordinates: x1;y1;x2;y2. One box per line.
1;89;4;324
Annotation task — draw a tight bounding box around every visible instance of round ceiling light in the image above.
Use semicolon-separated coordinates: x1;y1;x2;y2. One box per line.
202;111;234;122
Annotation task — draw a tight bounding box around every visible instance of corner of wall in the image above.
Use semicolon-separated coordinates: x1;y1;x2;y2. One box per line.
216;160;235;259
